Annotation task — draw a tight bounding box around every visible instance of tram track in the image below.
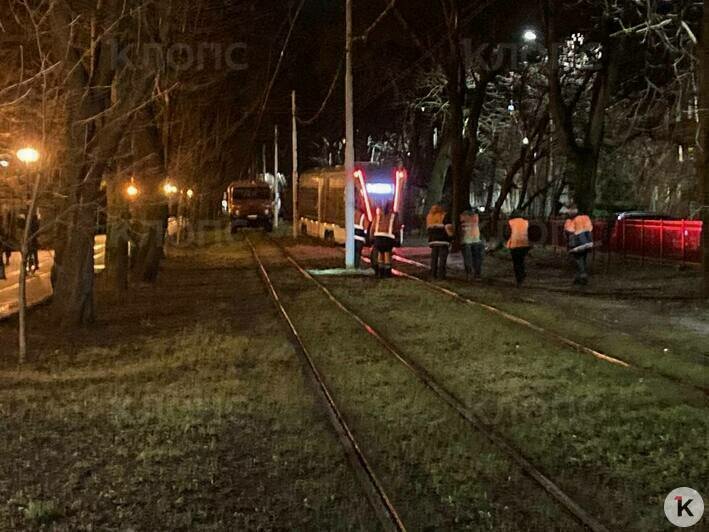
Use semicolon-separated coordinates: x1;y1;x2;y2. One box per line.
256;235;610;532
245;236;406;532
389;253;709;396
392;253;701;301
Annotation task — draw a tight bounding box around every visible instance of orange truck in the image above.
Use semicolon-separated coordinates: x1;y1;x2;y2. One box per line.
226;180;274;234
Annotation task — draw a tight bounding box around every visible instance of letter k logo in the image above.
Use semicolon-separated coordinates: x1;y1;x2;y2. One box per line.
675;496;694;517
666;488;703;527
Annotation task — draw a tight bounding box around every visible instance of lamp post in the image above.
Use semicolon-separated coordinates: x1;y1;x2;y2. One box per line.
15;146;40;364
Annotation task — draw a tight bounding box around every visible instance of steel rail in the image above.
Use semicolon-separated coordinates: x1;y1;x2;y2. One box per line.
389;253;709;395
392;254;632;368
245;237;407;532
273;239;610;532
394;253;702;301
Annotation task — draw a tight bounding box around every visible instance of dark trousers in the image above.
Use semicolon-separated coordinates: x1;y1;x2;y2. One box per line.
510;247;529;285
430;244;449;279
462;243;484;278
572;251;589;284
355;239;364;268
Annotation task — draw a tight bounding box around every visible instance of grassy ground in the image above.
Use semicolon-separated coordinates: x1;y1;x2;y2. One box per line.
0;238;378;530
393;248;708;390
252;237;582;530
317;271;708;531
1;230;705;530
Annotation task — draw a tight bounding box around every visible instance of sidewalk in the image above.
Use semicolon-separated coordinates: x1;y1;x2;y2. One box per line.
0;236;106;319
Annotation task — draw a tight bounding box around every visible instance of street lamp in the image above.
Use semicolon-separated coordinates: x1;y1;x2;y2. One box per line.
126;178;139;200
523;29;538;43
163;182;178;195
186;188;194;200
16;147;40;164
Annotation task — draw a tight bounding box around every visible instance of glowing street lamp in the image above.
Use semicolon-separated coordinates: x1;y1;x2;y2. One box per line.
0;160;9;168
186;188;194;200
163;182;178;196
523;29;538;43
16;147;40;164
126;178;140;199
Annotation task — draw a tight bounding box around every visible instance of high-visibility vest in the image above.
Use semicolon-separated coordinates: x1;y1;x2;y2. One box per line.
460;212;481;244
566;215;594;252
427;210;452;245
572;215;593;234
373;209;397;239
354;210;368;242
506;218;529;249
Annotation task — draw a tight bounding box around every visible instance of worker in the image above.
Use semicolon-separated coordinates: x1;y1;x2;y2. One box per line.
426;204;454;280
505;210;530;287
354;203;369;269
372;201;397;278
460;205;484;281
564;205;594;285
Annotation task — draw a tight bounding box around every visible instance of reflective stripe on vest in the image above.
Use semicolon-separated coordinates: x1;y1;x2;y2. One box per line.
507;218;529;249
373;210;396;238
460;212;480;243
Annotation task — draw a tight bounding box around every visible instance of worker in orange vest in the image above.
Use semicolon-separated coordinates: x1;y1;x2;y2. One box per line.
354;203;369;269
460;205;484;281
505;210;530;287
564;206;594;285
372;201;398;278
426;204;454;279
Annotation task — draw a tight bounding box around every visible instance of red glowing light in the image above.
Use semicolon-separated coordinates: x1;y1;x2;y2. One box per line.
393;168;407;213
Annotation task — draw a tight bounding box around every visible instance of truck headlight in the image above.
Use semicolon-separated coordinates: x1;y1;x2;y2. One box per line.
264;208;271;216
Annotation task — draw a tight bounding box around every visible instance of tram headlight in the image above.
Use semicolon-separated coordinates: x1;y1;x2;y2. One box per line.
264;208;271;216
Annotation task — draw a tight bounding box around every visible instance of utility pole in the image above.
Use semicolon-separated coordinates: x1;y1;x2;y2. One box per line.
700;2;709;297
344;0;355;268
262;143;266;177
274;125;280;229
292;90;299;238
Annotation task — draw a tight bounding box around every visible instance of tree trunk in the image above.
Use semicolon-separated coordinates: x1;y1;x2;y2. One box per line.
424;129;453;213
569;148;599;214
448;69;466;236
130;107;168;283
700;3;709;297
491;154;525;230
52;202;98;328
132;201;168;283
105;182;130;292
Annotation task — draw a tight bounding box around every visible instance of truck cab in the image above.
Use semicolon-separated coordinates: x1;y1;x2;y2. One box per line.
227;181;273;233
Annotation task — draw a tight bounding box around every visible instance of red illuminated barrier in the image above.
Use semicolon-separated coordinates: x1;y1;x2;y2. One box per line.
610;219;702;264
548;218;703;264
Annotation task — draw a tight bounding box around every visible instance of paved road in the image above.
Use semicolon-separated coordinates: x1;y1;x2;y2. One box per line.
0;236;106;319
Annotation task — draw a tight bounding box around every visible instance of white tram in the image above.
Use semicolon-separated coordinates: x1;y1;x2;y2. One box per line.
297;163;407;244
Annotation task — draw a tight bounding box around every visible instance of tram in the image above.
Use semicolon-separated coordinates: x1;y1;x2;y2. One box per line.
297;163;407;244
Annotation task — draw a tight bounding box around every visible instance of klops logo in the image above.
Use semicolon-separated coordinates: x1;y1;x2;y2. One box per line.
664;487;704;527
109;40;248;72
